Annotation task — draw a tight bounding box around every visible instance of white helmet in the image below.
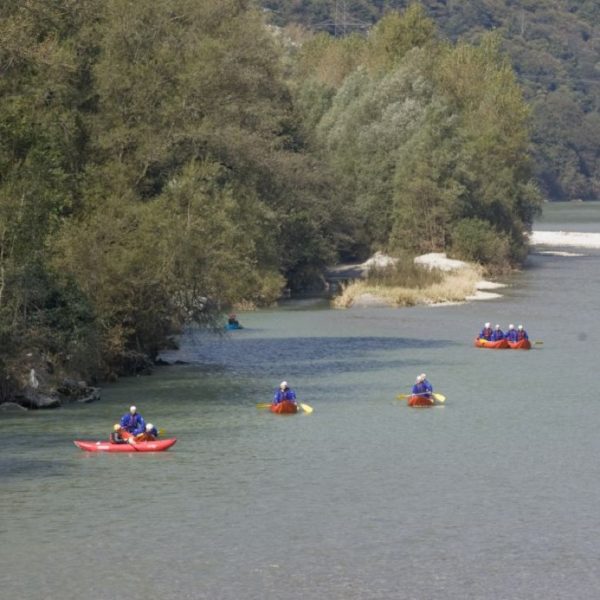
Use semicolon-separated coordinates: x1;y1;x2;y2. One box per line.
280;381;288;389
484;322;491;328
508;324;514;329
495;324;500;329
113;424;121;431
518;325;523;330
129;405;136;414
146;423;154;432
416;373;426;383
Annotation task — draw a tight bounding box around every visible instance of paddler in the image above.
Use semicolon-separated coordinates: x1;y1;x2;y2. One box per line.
516;324;529;341
109;424;128;444
132;423;157;442
491;324;504;341
412;373;433;400
273;381;297;405
479;322;493;341
505;324;518;342
119;405;146;435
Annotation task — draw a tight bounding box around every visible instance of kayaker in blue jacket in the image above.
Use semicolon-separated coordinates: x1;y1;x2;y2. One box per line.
120;405;145;435
273;381;297;405
412;373;433;399
516;324;529;340
491;324;504;341
479;322;493;340
227;313;241;328
505;324;518;342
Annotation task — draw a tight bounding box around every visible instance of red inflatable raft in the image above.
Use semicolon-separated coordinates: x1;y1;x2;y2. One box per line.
270;400;299;414
507;339;531;350
474;338;508;349
74;438;177;452
407;395;435;407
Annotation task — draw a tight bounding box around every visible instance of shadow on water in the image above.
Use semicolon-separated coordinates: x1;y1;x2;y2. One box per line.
162;337;458;373
160;335;459;381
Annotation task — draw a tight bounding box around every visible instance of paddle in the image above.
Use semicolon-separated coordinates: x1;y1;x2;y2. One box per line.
533;340;543;345
397;392;446;403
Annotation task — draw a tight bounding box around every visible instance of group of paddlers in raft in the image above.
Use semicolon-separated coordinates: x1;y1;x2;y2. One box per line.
478;322;529;342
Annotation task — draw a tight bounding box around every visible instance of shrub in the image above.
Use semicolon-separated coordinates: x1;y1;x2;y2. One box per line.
450;218;511;269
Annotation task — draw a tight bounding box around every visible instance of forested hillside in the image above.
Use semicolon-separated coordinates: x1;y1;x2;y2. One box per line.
0;1;540;402
264;0;600;201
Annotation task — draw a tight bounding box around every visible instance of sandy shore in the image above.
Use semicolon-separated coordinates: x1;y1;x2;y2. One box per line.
530;230;600;249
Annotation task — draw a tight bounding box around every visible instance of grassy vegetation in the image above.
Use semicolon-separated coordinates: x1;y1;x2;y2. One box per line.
332;261;482;308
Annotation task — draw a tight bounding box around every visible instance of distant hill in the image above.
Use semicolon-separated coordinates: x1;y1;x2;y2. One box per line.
263;0;600;201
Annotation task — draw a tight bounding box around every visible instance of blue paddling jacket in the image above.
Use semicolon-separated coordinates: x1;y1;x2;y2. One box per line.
491;328;504;341
120;412;146;435
412;380;433;396
479;327;493;340
273;388;297;404
505;329;518;342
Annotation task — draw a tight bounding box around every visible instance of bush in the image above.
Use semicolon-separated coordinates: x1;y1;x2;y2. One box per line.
366;254;443;289
450;218;511;269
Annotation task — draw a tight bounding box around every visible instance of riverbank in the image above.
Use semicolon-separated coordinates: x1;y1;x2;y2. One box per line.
331;252;504;308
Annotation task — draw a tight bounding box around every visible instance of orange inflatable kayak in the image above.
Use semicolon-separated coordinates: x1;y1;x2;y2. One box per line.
269;400;299;414
474;338;508;349
407;395;435;407
507;339;531;350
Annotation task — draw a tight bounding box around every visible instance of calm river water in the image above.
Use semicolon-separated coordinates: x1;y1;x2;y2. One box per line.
2;204;600;600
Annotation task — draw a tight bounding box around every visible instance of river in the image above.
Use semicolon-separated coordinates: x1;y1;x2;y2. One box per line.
2;203;600;600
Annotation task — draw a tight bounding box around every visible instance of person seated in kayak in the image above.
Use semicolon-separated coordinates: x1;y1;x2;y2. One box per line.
479;322;493;340
491;324;504;341
120;405;145;435
110;424;128;444
132;423;157;442
273;381;297;405
516;324;529;341
412;373;433;400
505;324;518;342
228;313;240;327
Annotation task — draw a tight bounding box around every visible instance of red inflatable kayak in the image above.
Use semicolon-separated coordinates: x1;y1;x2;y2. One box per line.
474;338;508;349
74;438;177;452
407;395;435;407
270;400;299;414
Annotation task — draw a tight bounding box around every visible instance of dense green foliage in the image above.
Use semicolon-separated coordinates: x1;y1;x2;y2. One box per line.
0;1;540;395
264;0;600;201
291;5;541;263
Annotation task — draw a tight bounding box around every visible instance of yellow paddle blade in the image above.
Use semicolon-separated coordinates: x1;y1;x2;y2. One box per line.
300;403;313;414
158;429;166;436
533;340;543;345
396;393;409;400
256;402;271;409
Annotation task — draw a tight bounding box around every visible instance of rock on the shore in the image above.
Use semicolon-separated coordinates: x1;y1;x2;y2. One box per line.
0;402;28;412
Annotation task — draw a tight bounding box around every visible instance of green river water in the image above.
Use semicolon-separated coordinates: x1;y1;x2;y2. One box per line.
2;203;600;599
